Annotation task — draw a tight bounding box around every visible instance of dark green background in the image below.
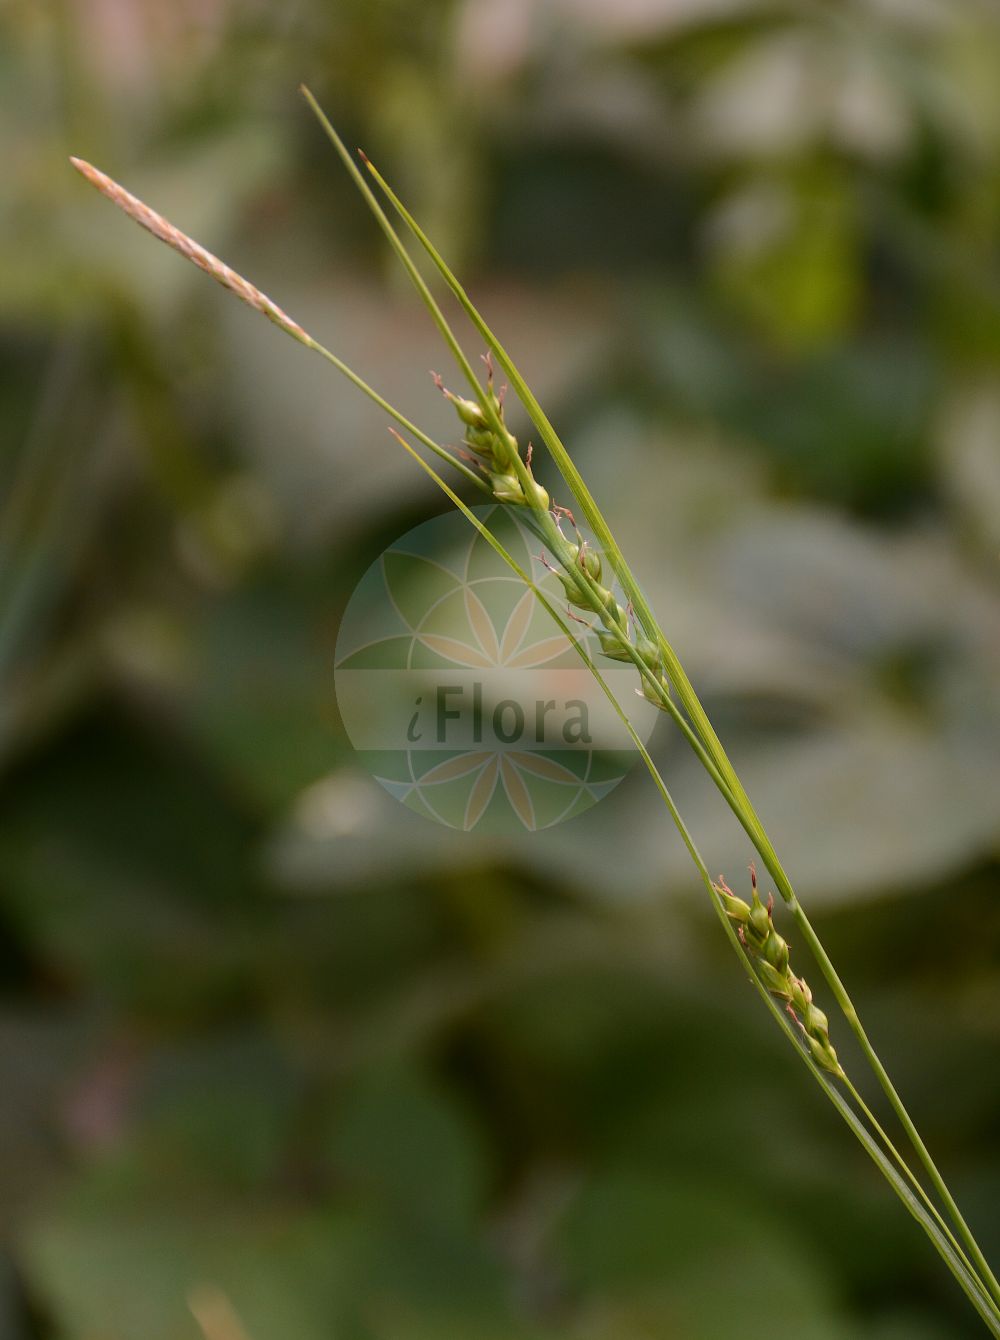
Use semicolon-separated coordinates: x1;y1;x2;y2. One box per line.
2;1;1000;1335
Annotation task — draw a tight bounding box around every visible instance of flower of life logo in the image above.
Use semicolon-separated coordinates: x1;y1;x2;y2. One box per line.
334;506;657;833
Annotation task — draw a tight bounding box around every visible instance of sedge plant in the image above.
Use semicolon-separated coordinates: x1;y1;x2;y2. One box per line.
70;89;1000;1331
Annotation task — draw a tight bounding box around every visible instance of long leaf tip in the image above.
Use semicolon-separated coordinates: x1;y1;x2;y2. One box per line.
299;85;327;121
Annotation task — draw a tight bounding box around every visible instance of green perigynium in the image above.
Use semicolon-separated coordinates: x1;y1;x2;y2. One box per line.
432;367;548;509
69;89;1000;1336
435;376;676;713
715;869;843;1078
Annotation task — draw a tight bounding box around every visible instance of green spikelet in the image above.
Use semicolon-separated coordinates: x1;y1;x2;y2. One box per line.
436;364;676;714
436;371;543;507
714;874;844;1079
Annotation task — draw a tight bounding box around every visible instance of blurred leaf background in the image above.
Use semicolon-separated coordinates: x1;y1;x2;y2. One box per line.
2;0;1000;1336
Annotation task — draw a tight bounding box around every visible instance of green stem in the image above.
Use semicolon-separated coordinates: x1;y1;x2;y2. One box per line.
71;113;1000;1326
841;1075;985;1290
298;334;488;496
300;90;515;460
789;892;1000;1308
348;142;1000;1310
391;433;1000;1334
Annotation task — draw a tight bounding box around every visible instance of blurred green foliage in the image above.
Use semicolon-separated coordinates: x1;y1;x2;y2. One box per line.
2;0;1000;1336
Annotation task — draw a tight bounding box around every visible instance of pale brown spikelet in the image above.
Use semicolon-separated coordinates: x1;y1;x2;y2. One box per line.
69;157;312;346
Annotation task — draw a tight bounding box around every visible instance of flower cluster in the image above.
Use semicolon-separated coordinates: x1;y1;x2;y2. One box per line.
715;869;843;1078
439;376;672;710
554;540;671;707
434;369;549;510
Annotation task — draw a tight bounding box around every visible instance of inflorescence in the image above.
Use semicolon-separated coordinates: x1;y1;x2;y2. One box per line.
436;369;673;711
715;867;843;1077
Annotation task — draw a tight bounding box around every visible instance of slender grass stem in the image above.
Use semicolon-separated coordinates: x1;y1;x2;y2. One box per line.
392;432;1000;1334
787;894;1000;1308
303;336;489;495
841;1075;984;1288
347;135;1000;1311
70;113;1000;1331
300;91;525;483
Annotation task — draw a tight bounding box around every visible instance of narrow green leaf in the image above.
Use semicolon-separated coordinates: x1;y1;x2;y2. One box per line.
350;140;1000;1313
388;427;1000;1334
